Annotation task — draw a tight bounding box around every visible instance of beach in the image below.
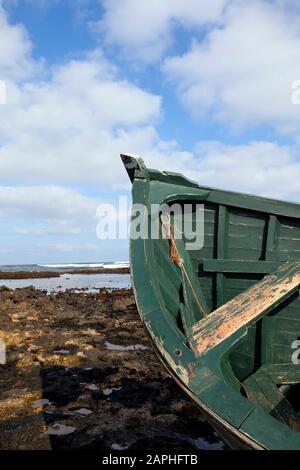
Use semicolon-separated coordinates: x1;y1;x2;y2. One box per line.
0;280;224;451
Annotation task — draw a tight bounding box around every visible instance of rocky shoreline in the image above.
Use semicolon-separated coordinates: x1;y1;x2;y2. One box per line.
0;286;224;451
0;267;130;279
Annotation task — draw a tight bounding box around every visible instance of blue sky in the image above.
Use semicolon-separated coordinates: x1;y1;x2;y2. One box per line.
1;0;300;264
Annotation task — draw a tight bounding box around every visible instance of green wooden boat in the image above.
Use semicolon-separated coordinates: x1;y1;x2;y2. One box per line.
122;154;300;450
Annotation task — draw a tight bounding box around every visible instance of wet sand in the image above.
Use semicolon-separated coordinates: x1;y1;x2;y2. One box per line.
0;286;224;451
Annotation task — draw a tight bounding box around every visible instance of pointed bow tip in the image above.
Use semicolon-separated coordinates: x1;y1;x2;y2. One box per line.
120;153;146;183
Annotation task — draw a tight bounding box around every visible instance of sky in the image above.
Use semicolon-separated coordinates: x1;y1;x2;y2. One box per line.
1;0;300;264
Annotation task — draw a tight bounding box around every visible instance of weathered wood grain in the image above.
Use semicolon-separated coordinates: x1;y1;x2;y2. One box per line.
192;262;300;356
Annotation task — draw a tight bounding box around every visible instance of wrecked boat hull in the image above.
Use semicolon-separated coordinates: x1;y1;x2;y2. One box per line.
123;154;300;450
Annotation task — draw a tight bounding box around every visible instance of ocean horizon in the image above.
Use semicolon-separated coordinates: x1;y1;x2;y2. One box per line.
0;261;130;273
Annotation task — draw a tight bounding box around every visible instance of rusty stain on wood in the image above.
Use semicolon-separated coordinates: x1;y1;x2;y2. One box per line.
187;362;196;379
160;213;182;267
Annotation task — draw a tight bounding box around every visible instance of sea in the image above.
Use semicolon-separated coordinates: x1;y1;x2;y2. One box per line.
0;262;131;292
0;261;129;273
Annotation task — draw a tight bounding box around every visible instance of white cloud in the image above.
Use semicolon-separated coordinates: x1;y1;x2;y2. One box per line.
0;53;197;187
0;185;99;221
14;226;82;236
163;1;300;137
193;140;300;201
0;6;186;190
54;242;100;253
0;184;104;241
0;44;164;187
0;2;300;198
0;5;200;247
97;0;227;62
125;137;300;202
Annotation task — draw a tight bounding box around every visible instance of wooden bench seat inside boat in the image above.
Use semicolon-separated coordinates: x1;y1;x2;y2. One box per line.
192;261;300;357
242;364;300;431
